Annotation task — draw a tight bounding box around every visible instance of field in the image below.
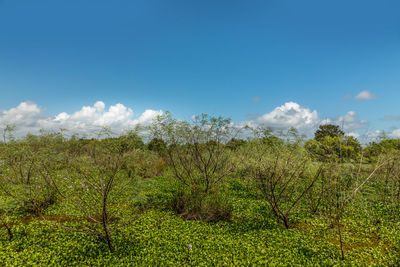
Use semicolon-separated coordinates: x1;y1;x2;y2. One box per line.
1;119;400;266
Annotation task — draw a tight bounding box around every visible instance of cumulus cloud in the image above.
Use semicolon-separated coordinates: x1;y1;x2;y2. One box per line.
134;109;163;125
242;102;319;136
0;102;46;136
256;102;318;129
244;102;368;138
355;90;379;101
0;101;42;124
0;101;163;138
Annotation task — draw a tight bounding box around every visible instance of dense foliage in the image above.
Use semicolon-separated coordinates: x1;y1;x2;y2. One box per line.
1;119;400;265
305;124;361;161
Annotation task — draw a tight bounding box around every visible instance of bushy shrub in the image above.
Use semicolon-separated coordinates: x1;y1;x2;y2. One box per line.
305;135;361;162
170;185;233;222
147;138;167;156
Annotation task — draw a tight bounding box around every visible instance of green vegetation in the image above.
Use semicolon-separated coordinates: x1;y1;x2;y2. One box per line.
305;124;361;161
0;120;400;265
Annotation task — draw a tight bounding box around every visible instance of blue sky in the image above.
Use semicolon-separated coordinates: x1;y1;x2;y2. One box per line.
0;0;399;139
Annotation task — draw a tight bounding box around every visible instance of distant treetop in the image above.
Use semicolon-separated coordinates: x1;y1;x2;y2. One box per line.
314;124;344;141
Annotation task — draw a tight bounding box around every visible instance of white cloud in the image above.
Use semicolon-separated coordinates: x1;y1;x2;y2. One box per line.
0;102;46;136
355;90;379;101
0;101;42;124
134;109;164;125
94;101;105;112
336;111;368;131
0;101;163;138
55;112;70;122
243;102;319;136
244;102;369;138
93;103;134;126
321;111;367;132
257;102;318;128
389;129;400;138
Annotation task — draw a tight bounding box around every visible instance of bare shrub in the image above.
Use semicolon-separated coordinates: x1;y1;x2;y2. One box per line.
46;142;136;252
244;133;323;229
150;113;238;221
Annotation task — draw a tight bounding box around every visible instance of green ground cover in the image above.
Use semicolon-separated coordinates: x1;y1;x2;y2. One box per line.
1;176;398;266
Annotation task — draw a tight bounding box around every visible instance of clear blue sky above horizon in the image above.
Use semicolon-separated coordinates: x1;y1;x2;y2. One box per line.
1;0;400;138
